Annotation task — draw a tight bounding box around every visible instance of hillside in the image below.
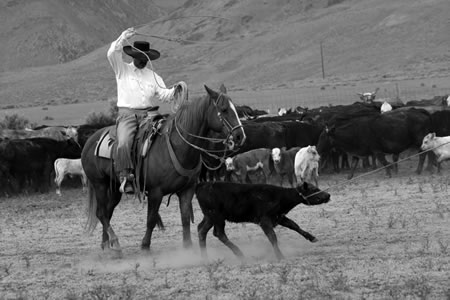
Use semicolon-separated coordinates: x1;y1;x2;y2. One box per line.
0;0;449;109
0;0;168;71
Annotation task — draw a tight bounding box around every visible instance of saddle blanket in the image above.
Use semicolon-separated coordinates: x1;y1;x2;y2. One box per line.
95;130;114;159
94;118;165;159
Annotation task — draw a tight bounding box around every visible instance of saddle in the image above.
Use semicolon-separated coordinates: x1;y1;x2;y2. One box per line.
94;113;165;161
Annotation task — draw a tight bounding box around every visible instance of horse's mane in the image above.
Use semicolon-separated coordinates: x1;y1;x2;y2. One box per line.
170;94;209;131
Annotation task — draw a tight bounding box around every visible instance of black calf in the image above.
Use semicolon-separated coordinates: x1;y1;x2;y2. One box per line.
195;182;330;260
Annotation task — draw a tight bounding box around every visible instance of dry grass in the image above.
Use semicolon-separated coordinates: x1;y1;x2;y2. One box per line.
1;157;450;299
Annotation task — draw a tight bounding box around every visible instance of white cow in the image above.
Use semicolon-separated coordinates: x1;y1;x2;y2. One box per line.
380;101;393;114
54;158;87;196
294;145;321;186
278;107;288;116
421;133;450;173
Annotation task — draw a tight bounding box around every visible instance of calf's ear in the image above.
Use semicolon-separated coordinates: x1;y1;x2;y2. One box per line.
431;132;436;138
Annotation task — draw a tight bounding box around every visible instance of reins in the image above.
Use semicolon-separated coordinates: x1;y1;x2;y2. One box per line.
304;139;450;199
172;93;243;170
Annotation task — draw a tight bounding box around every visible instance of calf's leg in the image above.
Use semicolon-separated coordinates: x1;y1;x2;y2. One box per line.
213;219;244;258
348;156;359;179
376;153;392;177
260;218;284;260
279;216;317;242
198;217;214;258
55;173;64;196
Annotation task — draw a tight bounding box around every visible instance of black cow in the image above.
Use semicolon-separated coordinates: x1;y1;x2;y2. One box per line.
301;102;380;127
77;124;110;148
317;108;431;179
237;121;323;154
430;110;450;137
405;95;449;107
235;105;268;119
196;181;330;260
0;137;81;193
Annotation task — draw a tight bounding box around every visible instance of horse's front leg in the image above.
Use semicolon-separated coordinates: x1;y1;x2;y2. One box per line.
177;185;196;248
141;188;164;250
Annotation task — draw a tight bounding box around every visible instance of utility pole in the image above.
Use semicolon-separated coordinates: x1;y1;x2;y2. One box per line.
320;41;325;79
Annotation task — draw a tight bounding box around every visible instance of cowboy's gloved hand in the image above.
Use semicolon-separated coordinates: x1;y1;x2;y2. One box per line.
173;81;188;100
121;27;136;40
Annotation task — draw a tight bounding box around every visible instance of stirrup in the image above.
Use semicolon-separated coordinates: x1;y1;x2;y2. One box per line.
119;177;134;194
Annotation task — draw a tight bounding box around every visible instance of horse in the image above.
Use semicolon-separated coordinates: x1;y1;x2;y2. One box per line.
81;85;246;253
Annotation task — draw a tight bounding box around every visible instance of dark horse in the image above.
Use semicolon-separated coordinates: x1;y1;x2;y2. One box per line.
81;85;246;253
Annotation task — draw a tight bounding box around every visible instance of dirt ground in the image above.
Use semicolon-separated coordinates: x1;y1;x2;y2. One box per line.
1;157;450;299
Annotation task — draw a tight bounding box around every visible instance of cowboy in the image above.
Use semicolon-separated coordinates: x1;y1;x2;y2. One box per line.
107;27;186;194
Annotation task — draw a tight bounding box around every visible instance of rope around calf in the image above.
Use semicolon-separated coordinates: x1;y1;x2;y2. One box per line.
305;140;450;199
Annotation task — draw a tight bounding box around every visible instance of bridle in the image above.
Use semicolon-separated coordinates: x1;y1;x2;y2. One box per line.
173;93;243;170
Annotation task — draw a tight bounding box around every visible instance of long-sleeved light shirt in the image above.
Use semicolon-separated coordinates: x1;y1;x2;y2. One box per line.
107;35;175;109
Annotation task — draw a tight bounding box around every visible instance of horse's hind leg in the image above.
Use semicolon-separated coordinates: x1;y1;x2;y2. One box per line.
93;182;122;251
141;188;164;250
178;185;195;248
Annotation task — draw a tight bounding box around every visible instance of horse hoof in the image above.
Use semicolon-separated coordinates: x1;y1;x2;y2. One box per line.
183;241;193;249
311;237;318;243
107;248;123;259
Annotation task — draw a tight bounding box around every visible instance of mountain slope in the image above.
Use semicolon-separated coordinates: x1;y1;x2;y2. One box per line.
0;0;449;108
0;0;168;71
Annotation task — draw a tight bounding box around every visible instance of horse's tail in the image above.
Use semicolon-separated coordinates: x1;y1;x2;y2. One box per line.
85;180;98;234
156;212;165;231
190;201;194;224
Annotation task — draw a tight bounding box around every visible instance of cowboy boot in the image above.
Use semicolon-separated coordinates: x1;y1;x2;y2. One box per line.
119;169;135;194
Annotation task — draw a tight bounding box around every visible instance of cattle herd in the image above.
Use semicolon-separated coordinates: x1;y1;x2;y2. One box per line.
1;93;449;198
1;91;450;258
0;123;105;195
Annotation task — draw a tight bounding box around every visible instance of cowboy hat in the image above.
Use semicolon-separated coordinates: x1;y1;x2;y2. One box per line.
123;41;160;60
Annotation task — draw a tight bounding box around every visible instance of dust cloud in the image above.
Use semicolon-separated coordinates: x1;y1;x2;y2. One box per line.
76;236;311;274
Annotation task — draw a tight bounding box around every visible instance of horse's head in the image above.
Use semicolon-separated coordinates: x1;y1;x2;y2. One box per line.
204;85;246;151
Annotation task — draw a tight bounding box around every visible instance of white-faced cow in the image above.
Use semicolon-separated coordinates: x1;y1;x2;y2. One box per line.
54;158;87;196
196;181;331;260
225;148;274;183
357;88;379;103
294;145;320;186
271;147;300;187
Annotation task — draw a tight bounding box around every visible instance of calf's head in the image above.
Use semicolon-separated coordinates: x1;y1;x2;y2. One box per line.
306;145;320;162
271;148;281;163
421;133;436;151
296;182;330;205
225;157;235;171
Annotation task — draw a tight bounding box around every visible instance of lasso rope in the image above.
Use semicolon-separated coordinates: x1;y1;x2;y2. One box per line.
305;139;450;199
122;14;237;111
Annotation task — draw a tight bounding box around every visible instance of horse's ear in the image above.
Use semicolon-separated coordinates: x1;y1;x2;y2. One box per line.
204;85;219;99
219;83;227;94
